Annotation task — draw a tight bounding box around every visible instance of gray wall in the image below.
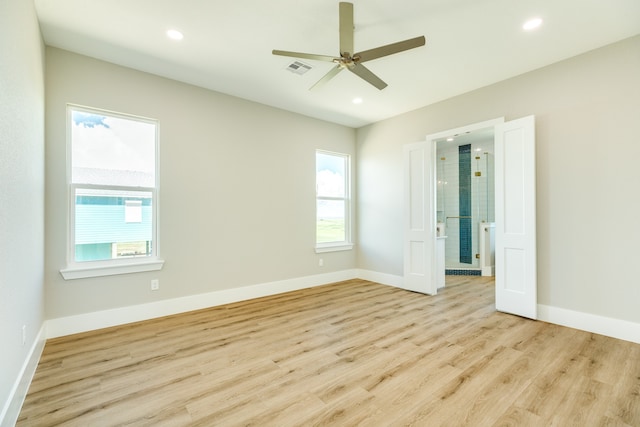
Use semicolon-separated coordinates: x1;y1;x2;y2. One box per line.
0;0;45;419
356;35;640;323
45;48;356;319
3;5;638;415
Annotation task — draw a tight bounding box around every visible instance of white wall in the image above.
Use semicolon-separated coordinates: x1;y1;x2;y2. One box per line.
357;35;640;324
0;0;46;423
45;48;356;320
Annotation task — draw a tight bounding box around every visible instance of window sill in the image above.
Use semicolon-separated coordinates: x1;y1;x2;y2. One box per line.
315;244;354;254
60;259;165;280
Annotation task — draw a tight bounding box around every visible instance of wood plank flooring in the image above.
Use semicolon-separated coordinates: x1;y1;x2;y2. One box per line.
18;277;640;426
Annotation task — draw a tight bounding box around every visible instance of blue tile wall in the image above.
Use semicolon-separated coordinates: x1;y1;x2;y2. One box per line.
458;144;472;264
445;269;481;276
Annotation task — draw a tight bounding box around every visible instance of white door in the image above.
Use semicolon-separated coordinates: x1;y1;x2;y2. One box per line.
495;116;537;319
402;141;437;294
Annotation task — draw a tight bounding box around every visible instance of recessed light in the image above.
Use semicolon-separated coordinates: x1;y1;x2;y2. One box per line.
166;29;184;40
352;97;363;104
446;137;454;142
522;18;543;31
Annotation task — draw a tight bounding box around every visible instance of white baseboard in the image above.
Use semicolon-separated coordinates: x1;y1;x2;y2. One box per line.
481;266;494;276
8;270;640;427
46;269;359;338
357;271;640;345
356;269;404;287
42;269;640;345
538;304;640;344
1;324;46;427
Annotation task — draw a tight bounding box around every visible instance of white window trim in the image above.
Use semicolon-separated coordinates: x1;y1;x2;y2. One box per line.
61;105;164;280
315;150;354;253
60;259;165;280
315;243;354;253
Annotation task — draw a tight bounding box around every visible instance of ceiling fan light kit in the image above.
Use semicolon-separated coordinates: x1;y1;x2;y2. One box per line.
273;2;425;90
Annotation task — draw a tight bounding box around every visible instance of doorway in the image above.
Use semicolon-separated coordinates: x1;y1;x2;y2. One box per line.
402;116;537;320
436;127;495;283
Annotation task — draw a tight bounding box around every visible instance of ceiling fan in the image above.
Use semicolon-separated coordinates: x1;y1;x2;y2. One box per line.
273;2;426;90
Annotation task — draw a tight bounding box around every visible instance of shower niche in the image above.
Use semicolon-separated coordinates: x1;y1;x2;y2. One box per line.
436;128;495;276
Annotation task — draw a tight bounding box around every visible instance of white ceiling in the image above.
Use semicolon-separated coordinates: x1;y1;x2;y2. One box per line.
34;0;640;128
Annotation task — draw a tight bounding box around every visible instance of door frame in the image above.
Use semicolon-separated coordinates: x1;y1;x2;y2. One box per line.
402;118;503;295
403;116;537;319
429;117;505;278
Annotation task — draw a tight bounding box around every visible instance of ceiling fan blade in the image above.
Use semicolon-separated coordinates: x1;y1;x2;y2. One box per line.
310;65;343;90
348;63;387;90
339;2;354;56
272;50;337;63
355;36;426;63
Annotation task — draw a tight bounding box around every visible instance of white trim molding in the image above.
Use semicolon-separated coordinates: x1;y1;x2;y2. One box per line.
60;259;165;280
1;324;47;427
357;270;640;345
37;270;640;357
356;269;404;288
8;270;640;427
47;269;359;338
538;304;640;344
315;244;354;253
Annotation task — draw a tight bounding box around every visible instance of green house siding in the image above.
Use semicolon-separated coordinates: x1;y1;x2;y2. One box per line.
74;196;153;262
75;205;152;244
75;243;112;262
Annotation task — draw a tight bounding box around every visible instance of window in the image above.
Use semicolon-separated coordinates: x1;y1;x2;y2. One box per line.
316;150;353;252
60;105;163;279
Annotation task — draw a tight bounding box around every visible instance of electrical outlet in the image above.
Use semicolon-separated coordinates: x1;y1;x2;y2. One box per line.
22;325;26;346
319;258;324;267
151;279;159;291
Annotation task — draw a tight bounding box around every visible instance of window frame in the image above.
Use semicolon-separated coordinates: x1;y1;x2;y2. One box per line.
60;104;164;280
315;149;353;253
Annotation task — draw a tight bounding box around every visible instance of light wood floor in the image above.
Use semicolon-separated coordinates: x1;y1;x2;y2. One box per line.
18;277;640;426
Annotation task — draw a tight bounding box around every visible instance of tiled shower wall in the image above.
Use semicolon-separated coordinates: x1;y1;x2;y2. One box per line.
459;144;472;264
437;140;494;269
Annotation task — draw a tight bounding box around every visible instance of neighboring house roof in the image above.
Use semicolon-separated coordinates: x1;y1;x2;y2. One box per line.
73;167;154;187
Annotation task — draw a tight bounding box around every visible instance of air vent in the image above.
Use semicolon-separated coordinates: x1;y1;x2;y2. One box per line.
286;61;312;75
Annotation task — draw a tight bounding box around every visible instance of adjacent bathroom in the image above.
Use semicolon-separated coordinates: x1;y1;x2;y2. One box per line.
436;128;495;277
